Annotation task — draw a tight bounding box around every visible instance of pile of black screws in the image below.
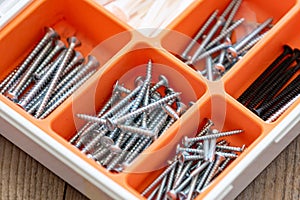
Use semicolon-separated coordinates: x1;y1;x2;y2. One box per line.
0;27;99;119
238;45;300;122
70;60;189;173
141;118;245;200
179;0;272;81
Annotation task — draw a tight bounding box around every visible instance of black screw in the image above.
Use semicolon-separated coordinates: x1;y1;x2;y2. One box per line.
238;45;293;104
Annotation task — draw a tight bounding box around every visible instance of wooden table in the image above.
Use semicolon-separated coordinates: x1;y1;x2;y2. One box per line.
0;134;299;200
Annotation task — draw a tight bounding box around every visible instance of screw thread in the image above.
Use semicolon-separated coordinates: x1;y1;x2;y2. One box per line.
196;43;230;62
36;38;79;117
234;18;273;51
206;18;244;49
81;128;108;154
34;41;65;75
216;144;244;152
141;160;178;196
18;55;63;108
39;70;94;118
185;129;243;144
181;9;219;60
125;137;152;164
150;76;168;93
238;45;293;104
7;41;53;101
262;88;300;121
115;92;181;124
101;85;142;119
221;0;242;32
195;161;214;192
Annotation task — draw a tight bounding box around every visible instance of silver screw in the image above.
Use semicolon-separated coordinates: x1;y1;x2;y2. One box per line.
189;16;225;64
180;9;219;60
141;160;178;196
34;39;65;75
0;27;58;94
113;92;181;125
227;18;273;58
216;144;246;152
38;70;95;119
150;75;169;93
35;36;81;117
18;52;64;108
184;129;243;145
7;41;53;101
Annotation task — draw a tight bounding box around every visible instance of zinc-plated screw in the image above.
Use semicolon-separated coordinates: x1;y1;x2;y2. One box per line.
173;160;193;189
38;70;95;119
221;0;242;33
112;92;181;125
141;160;178;196
117;124;154;137
156;175;167;200
180;10;219;60
206;18;244;50
18;53;64;108
7;41;53;101
176;145;204;155
62;51;85;76
189;16;225;64
184;129;243;145
36;36;81;117
203;154;225;188
113;81;131;95
227;18;273;58
216;144;246;152
0;27;58;94
34;39;65;75
205;56;214;81
195;161;214;192
195;42;231;63
150;75;169;93
47;55;99;107
101;84;142;119
76;114;107;125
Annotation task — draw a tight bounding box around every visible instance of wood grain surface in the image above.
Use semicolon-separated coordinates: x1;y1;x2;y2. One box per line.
0;134;299;200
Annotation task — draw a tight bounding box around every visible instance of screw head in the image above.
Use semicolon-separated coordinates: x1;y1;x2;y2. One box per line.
105;118;116;131
109;144;122;154
100;136;114;148
178;151;189;164
134;76;144;86
44;27;59;39
86;55;100;69
182;136;190;147
159;75;169;87
67;36;81;48
227;46;238;58
166;190;177;200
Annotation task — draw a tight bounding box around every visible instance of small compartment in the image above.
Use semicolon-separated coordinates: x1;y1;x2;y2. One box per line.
0;0;132;120
225;8;300;124
124;94;263;199
52;42;207;139
161;0;297;79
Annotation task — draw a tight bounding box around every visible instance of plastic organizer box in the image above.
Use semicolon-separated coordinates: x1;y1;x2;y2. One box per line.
0;0;299;200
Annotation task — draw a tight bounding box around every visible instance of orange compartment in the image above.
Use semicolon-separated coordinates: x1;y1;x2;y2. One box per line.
0;0;132;81
53;42;207;142
123;94;264;199
0;0;132;125
160;0;297;70
224;7;300;125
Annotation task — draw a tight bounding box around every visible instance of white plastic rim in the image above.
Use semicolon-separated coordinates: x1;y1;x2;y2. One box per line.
0;0;32;28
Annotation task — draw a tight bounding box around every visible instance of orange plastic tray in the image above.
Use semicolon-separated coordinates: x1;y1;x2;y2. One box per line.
0;0;299;199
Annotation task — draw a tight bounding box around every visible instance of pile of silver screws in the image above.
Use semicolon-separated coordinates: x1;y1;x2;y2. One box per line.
70;60;189;173
141;118;245;200
180;0;273;81
0;27;99;119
